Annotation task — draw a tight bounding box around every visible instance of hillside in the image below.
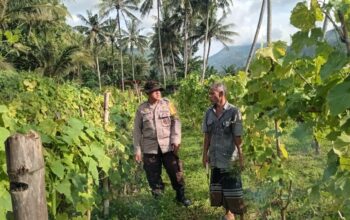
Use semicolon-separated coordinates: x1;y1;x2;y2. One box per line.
207;44;252;72
208;30;344;73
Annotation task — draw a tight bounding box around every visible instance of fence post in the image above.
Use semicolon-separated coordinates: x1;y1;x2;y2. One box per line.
5;131;48;220
103;92;111;217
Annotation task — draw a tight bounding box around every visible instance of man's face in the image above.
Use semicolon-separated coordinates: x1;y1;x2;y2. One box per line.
209;88;221;104
149;90;162;102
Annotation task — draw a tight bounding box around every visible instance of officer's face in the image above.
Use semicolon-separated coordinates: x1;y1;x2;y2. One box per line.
149;90;162;102
209;88;221;104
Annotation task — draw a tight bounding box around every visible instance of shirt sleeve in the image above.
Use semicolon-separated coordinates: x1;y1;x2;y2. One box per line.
133;108;143;154
169;102;181;145
232;108;243;137
202;111;209;133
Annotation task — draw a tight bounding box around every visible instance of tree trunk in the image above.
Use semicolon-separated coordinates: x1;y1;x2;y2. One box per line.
117;10;125;91
337;10;350;56
245;0;266;73
103;92;111;217
111;39;116;86
201;2;211;82
281;209;286;220
171;45;177;81
96;55;102;91
205;39;212;73
5;131;48;220
267;0;271;45
157;0;167;87
322;12;329;40
131;44;135;81
183;0;190;78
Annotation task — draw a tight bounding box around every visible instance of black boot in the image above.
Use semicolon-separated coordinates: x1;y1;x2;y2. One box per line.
176;189;191;207
152;189;163;199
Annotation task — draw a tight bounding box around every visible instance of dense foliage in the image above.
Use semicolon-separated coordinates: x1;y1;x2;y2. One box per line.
0;71;142;219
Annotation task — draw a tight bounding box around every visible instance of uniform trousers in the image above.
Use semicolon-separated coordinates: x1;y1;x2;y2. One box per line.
143;146;185;193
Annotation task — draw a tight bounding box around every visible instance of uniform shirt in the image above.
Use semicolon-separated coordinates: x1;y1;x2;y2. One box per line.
202;102;243;169
133;98;181;155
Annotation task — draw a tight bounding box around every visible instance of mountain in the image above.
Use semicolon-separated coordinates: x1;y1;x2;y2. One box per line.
208;30;345;73
207;44;257;73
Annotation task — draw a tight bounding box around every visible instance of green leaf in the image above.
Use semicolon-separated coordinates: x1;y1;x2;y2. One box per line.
0;127;10;151
99;156;111;173
50;160;66;179
38;119;57;136
279;144;289;159
0;105;8;113
55;179;73;203
67;118;84;131
70;173;86;192
339;156;350;171
257;47;277;62
88;158;99;184
90;142;105;161
320;52;349;81
4;30;20;45
56;213;69;220
0;183;12;211
290;2;315;31
308;185;320;201
250;58;272;78
85;128;95;139
1;114;15;129
327;80;350;115
291;31;311;53
311;0;323;21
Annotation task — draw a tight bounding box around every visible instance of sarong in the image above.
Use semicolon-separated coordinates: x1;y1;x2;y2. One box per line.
210;167;245;214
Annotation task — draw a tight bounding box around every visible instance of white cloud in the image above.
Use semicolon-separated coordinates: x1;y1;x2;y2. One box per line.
205;0;302;56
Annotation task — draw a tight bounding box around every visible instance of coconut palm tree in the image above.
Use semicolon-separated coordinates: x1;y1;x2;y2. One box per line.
140;0;167;86
0;0;68;34
163;0;195;78
99;0;139;91
101;18;118;75
245;0;266;73
75;11;107;90
191;8;237;76
120;19;148;81
200;0;233;81
267;0;271;45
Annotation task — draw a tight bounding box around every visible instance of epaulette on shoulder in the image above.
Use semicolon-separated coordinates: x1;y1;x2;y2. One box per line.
162;98;170;103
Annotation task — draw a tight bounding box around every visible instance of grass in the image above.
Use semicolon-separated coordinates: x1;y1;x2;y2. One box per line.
106;129;333;220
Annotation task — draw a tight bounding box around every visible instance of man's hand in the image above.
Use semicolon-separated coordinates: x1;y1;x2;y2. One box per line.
239;157;244;171
134;152;142;163
172;143;180;155
202;154;209;168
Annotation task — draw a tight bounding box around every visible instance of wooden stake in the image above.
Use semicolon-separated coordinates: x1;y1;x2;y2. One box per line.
5;131;48;220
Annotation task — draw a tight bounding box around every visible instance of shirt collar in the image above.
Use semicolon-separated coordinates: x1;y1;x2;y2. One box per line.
212;101;230;112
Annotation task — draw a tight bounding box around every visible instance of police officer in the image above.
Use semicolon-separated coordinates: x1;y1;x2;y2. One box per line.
133;81;191;207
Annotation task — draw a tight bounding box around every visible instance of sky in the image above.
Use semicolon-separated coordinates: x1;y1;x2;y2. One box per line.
63;0;302;56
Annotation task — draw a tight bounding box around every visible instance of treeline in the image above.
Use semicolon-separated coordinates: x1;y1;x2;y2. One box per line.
0;0;241;90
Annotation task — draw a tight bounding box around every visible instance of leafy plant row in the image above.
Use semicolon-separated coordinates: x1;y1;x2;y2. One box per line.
0;71;140;219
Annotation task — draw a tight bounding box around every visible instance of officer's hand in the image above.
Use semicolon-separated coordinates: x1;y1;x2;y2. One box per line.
172;143;180;154
134;152;142;163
